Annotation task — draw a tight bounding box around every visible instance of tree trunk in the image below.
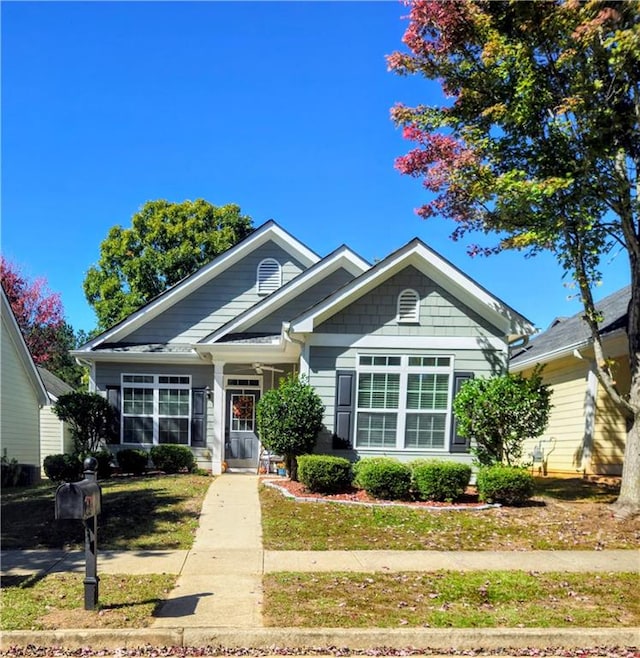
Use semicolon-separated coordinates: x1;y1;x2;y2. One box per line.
612;256;640;519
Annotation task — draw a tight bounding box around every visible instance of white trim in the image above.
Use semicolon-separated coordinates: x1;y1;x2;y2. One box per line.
78;221;321;350
203;246;369;344
224;375;263;389
299;343;311;377
289;241;534;338
304;333;507;351
212;361;226;475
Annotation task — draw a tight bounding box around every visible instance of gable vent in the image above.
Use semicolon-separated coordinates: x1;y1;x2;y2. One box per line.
257;258;282;295
397;289;420;323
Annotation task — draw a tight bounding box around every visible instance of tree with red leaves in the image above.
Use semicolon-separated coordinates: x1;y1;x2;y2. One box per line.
1;257;83;388
389;0;640;517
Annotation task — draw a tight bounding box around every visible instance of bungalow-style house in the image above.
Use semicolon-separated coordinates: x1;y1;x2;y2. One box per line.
510;286;630;477
38;366;74;473
1;287;48;483
73;221;534;474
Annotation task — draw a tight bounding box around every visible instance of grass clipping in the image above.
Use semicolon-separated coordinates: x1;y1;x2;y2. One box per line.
264;571;639;628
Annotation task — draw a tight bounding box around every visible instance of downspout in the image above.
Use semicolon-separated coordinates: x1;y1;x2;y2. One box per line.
284;322;307;377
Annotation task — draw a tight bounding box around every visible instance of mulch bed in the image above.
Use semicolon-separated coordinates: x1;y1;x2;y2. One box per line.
263;477;493;509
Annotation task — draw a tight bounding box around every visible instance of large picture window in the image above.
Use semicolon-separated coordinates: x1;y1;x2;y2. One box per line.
355;355;452;451
122;374;192;445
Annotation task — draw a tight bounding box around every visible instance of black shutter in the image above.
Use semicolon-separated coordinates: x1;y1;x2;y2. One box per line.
450;372;474;453
333;370;355;448
191;389;206;447
106;386;121;444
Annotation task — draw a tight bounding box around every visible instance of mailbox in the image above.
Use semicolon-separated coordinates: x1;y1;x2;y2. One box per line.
55;479;102;520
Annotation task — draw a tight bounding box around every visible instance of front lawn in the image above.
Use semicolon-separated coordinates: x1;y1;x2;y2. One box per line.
263;571;639;628
260;477;640;550
1;474;212;550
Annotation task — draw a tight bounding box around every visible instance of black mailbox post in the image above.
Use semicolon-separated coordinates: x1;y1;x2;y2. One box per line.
55;457;101;610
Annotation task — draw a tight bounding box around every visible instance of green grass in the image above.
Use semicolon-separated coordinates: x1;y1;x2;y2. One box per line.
0;572;176;630
263;571;639;628
1;474;212;550
260;478;640;550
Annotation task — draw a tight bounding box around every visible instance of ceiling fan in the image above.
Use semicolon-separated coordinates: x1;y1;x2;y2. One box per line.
252;362;284;375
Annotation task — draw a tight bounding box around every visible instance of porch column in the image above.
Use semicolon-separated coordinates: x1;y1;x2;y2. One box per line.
211;360;226;475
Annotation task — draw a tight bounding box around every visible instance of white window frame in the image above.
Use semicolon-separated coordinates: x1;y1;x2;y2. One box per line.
121;374;192;446
354;354;453;452
257;258;282;295
397;289;420;323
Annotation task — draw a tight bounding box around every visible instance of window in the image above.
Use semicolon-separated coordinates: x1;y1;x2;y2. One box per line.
257;258;282;295
122;374;192;445
397;289;420;323
355;355;452;451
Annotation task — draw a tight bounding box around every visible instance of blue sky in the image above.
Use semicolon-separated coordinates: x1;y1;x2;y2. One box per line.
2;1;629;336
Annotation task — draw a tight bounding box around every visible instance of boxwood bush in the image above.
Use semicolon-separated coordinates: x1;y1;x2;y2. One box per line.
43;453;82;482
297;455;353;493
476;464;534;505
150;444;195;474
117;448;149;475
410;460;472;502
353;457;412;500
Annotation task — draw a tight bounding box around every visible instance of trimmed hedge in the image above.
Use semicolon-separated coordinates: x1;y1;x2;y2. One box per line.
150;444;195;474
117;448;149;475
90;449;113;480
353;457;412;500
297;455;353;493
476;465;534;505
43;453;82;483
410;460;472;502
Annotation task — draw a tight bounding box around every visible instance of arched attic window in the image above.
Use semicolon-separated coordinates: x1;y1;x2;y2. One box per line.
257;258;282;295
397;289;420;323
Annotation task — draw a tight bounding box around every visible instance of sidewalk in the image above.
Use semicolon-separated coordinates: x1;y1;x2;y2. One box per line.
1;474;639;650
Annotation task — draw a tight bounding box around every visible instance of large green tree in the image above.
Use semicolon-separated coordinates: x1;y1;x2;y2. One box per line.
84;199;253;329
389;0;640;516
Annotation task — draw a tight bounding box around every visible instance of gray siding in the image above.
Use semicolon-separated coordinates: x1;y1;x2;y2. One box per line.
248;268;355;334
316;266;503;338
126;242;306;344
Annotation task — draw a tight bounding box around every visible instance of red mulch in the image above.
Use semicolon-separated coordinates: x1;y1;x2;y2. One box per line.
263;477;491;508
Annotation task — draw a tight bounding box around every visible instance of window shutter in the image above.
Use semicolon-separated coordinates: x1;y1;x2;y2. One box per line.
450;372;474;453
257;258;281;295
334;370;355;447
106;386;122;444
191;388;206;447
397;289;419;323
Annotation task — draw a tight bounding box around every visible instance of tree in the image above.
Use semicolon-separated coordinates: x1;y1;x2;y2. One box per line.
453;367;552;467
52;392;118;456
84;199;253;329
389;0;640;517
0;257;84;388
256;375;325;481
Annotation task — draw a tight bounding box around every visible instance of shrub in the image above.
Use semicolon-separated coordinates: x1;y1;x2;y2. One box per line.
90;449;113;479
1;456;23;488
256;375;325;481
150;444;195;474
116;448;149;475
43;453;82;483
453;365;552;466
297;455;353;493
476;465;534;505
353;457;412;500
411;460;472;502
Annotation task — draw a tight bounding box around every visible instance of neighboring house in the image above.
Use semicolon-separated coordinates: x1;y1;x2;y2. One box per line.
72;221;534;474
1;287;48;483
510;286;630;477
38;366;75;472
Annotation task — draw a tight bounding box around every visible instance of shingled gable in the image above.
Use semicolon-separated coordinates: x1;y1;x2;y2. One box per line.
77;220;321;351
287;238;534;341
200;244;370;345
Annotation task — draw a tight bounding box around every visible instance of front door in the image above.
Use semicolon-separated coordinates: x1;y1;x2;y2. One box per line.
225;389;260;469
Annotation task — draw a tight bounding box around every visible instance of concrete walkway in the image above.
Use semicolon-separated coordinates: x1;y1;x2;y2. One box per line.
1;473;639;635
